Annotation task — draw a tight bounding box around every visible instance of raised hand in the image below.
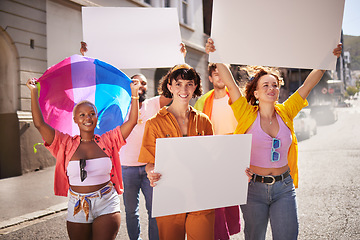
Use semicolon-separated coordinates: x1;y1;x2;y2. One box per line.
80;41;87;56
333;43;342;58
205;38;216;54
180;42;187;58
130;77;141;98
26;78;38;91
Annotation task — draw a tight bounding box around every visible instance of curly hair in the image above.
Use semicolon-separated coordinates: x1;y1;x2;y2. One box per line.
158;64;202;98
242;66;284;106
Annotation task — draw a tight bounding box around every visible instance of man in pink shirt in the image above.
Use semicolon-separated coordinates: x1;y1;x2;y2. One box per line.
120;74;171;240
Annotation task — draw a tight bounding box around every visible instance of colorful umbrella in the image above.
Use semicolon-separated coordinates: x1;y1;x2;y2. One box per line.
38;54;132;136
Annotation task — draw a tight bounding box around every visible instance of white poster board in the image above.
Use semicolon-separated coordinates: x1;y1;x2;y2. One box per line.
82;7;185;69
152;134;252;218
209;0;345;70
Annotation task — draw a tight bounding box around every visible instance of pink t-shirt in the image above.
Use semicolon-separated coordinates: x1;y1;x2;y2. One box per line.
120;96;161;166
246;112;292;168
211;95;238;135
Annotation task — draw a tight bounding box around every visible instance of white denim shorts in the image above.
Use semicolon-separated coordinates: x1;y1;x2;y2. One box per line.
67;182;120;223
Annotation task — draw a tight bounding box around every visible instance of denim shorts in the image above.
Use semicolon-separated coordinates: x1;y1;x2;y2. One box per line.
67;182;120;223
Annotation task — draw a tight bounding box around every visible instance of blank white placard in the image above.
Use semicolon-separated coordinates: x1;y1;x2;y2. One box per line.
82;7;185;69
152;134;252;218
209;0;344;70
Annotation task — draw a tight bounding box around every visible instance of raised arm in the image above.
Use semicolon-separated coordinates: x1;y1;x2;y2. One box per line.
297;43;342;99
205;38;242;103
26;79;55;145
120;79;140;139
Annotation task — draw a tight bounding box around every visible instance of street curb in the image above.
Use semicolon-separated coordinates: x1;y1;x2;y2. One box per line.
0;202;67;230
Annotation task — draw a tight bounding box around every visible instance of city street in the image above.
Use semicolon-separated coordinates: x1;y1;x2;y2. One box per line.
1;98;360;240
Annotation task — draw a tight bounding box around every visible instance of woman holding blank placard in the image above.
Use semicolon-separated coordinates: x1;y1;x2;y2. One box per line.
138;64;215;240
205;38;342;240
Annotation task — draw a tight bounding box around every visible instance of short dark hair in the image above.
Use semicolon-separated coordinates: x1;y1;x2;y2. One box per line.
208;63;217;76
158;64;202;98
130;73;146;80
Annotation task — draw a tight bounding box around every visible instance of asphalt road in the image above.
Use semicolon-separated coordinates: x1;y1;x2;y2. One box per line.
1;99;360;240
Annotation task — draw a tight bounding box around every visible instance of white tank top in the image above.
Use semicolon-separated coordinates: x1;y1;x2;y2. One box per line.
67;157;112;186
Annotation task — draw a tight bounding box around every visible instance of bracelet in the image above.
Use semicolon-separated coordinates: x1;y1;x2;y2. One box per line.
131;96;139;100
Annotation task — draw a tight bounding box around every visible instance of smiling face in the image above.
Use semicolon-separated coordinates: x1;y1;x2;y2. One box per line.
254;74;280;104
73;102;98;132
132;74;147;102
167;78;197;104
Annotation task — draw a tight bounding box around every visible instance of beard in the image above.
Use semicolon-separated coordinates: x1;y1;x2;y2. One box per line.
139;91;147;103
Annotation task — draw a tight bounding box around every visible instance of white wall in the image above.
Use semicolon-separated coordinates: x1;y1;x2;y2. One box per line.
46;0;83;67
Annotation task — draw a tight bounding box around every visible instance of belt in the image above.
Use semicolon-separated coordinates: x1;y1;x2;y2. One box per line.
69;182;113;221
252;170;290;185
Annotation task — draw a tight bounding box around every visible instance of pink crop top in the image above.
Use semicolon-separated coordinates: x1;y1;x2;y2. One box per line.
67;157;112;186
246;112;292;168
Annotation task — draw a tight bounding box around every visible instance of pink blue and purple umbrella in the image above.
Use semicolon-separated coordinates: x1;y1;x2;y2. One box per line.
37;54;132;136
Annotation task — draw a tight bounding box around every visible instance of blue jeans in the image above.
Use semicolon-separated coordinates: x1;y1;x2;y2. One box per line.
240;175;298;240
122;165;159;240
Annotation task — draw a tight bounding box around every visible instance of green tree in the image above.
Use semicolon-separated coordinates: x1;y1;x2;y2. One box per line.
356;80;360;91
346;86;358;96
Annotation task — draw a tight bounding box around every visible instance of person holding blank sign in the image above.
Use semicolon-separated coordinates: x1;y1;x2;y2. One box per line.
205;38;342;240
138;64;215;240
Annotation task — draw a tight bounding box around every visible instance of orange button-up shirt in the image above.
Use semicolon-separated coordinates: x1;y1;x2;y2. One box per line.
45;126;126;196
138;106;214;164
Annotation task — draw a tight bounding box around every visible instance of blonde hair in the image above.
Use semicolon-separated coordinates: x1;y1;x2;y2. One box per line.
72;100;97;117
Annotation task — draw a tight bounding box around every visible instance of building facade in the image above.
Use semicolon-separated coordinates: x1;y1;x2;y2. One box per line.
0;0;212;177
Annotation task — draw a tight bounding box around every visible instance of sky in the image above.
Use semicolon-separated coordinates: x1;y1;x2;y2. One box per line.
342;0;360;36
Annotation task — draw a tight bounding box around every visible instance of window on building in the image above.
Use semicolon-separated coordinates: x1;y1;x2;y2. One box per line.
144;0;151;5
181;0;189;25
203;0;212;35
164;0;171;7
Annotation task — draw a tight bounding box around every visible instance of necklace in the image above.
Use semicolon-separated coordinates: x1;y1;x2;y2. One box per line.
80;137;93;142
260;113;275;125
182;108;190;124
269;114;276;125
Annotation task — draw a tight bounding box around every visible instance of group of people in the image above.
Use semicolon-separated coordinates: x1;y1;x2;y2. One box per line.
28;37;342;240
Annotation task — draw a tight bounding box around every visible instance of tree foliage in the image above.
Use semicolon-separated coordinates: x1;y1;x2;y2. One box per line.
346;86;358;96
344;35;360;70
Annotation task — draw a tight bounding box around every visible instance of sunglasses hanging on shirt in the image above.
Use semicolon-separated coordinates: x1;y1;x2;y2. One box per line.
80;158;87;182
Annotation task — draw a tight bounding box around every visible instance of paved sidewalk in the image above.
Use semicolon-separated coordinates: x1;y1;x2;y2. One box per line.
0;166;68;229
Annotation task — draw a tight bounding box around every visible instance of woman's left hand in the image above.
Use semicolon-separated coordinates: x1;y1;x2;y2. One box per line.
130;78;141;97
333;43;342;58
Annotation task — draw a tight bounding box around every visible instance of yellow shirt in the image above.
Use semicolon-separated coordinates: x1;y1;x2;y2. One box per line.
230;91;308;188
138;106;214;164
